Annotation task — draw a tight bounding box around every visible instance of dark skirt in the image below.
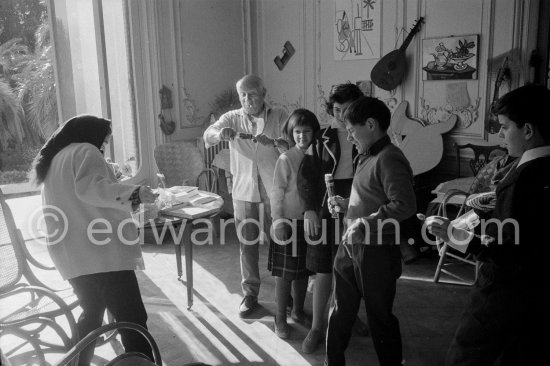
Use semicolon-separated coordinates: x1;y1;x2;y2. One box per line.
306;178;353;273
268;219;311;280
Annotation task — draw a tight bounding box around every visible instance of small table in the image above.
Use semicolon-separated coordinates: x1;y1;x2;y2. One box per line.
143;190;223;309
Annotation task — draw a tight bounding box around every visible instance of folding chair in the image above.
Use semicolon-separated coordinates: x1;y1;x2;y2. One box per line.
432;189;479;285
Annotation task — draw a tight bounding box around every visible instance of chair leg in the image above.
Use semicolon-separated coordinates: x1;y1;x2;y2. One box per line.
433;243;449;283
211;216;220;239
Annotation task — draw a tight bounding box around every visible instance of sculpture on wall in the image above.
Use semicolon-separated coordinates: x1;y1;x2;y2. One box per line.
389;101;456;175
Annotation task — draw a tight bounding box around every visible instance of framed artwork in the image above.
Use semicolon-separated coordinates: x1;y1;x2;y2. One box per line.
334;0;380;60
422;35;479;81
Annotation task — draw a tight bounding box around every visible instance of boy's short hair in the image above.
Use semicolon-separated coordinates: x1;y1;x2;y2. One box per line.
493;84;550;141
343;96;391;131
325;83;364;116
283;108;321;144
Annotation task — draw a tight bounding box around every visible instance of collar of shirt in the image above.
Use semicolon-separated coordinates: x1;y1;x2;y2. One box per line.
517;145;550;167
364;134;391;156
242;105;269;134
355;135;391;166
330;118;346;131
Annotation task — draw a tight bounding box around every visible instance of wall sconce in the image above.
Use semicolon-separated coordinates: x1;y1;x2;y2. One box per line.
274;41;295;70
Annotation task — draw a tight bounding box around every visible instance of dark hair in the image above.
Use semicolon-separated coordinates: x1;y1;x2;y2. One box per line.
324;83;364;116
282;108;321;144
493;84;550;141
30;115;112;185
343;96;391;131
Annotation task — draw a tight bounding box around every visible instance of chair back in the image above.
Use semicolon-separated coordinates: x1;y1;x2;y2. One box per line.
0;188;24;293
454;143;507;177
195;168;219;194
154;142;205;187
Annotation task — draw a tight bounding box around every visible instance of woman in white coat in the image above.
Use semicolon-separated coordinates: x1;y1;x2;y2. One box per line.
30;115;157;365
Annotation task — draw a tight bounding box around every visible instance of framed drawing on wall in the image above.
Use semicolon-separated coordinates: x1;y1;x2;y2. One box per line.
422;35;479;81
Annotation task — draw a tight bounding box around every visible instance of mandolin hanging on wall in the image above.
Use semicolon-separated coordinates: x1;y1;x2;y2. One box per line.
485;56;510;134
371;17;424;91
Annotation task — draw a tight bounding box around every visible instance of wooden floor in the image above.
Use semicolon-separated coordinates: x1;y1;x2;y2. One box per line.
2;195;474;366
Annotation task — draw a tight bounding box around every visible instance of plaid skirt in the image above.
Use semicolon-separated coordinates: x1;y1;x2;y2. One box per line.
268;220;311;280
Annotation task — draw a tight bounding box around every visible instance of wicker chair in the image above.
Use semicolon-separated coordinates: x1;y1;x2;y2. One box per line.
154;142;205;187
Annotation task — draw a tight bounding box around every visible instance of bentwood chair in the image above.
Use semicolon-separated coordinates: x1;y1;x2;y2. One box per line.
0;188;115;364
0;188;79;364
54;322;162;366
55;321;213;366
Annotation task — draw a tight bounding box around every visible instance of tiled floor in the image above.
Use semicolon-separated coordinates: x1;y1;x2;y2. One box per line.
2;195;474;366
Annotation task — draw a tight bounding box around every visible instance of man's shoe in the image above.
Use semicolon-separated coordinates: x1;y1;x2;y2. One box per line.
239;295;258;317
302;328;323;354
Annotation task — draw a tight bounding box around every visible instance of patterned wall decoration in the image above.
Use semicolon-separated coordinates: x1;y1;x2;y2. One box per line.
419;96;480;128
180;87;204;128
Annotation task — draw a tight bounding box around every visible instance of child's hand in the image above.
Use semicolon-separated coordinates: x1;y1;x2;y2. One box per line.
274;137;289;153
328;195;348;215
304;210;320;237
272;219;288;243
219;127;236;141
424;216;450;242
342;218;366;245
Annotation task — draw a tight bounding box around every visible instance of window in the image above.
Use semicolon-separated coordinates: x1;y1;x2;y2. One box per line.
49;0;140;178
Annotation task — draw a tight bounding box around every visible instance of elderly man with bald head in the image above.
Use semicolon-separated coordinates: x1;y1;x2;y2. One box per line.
204;74;289;317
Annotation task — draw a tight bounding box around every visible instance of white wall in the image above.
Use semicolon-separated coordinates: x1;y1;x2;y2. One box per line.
157;0;246;142
246;0;540;162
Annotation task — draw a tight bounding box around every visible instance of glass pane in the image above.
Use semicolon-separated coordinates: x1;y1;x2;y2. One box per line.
102;0;139;179
0;0;51;189
48;0;139;179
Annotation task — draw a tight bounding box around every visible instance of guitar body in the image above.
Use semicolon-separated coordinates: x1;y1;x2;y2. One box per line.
388;101;423;146
389;101;457;175
371;50;406;91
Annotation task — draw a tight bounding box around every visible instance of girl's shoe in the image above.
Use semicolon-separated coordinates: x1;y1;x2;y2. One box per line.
302;328;323;354
274;315;290;339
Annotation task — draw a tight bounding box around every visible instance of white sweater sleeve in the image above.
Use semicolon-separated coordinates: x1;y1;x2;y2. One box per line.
73;145;138;210
271;155;291;220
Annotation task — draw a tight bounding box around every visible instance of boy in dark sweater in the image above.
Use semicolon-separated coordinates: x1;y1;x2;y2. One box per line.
426;84;550;365
325;96;416;366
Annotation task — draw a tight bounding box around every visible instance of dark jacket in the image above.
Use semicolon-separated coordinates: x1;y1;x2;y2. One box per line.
297;126;358;214
470;156;550;278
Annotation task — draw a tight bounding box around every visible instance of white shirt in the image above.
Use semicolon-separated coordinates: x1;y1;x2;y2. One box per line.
203;105;289;202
